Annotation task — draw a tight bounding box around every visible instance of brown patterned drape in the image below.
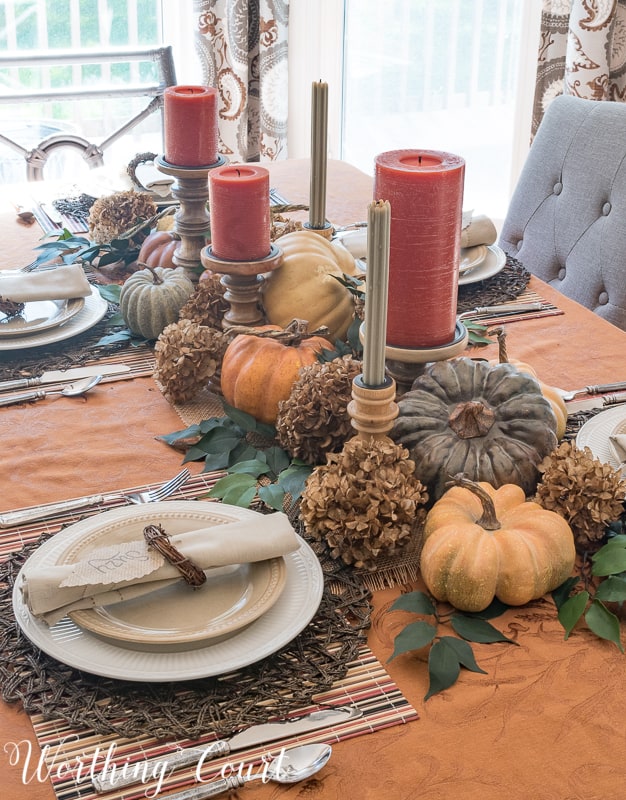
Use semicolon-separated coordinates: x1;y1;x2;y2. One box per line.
533;0;626;134
193;0;289;162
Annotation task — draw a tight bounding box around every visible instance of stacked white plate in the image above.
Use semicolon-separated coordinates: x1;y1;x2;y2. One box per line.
13;501;324;681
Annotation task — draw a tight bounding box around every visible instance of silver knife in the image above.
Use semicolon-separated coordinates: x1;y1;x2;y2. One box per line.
0;363;130;392
92;706;362;793
458;302;545;318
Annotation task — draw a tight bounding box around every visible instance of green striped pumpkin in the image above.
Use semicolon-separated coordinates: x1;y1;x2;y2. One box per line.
120;266;194;340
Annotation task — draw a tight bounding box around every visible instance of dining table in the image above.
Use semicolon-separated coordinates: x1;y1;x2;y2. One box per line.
1;158;625;800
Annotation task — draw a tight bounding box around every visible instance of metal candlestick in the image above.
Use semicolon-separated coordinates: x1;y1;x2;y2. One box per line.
156;154;227;282
200;243;283;328
347;375;399;441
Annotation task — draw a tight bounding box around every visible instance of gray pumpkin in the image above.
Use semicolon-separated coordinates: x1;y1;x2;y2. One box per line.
119;266;194;340
391;357;558;501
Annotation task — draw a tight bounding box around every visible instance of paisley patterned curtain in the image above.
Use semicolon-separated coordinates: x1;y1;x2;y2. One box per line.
193;0;289;162
533;0;626;134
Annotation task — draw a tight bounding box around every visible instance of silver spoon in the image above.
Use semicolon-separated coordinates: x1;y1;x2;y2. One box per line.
556;381;626;401
0;374;103;407
159;743;332;800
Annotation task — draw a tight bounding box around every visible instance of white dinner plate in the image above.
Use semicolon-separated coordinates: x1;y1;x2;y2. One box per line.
576;405;626;475
0;286;107;351
13;501;324;681
0;296;85;337
458;244;506;286
459;244;487;274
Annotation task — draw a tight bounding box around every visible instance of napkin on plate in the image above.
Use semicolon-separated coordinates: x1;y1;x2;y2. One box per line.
609;432;626;466
134;162;175;197
21;511;300;624
461;211;498;249
0;264;92;303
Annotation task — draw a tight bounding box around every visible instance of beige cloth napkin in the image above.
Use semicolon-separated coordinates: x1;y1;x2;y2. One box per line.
0;264;92;303
461;212;498;249
21;512;299;624
609;432;626;466
134;162;174;197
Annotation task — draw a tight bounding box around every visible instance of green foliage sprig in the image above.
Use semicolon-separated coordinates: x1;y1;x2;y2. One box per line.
387;591;517;700
159;403;313;512
552;533;626;652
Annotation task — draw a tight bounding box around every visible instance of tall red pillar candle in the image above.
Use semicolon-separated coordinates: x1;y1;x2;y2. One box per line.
374;149;465;348
209;165;271;261
163;85;219;166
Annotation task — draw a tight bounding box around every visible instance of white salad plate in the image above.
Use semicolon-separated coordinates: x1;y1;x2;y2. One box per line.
0;296;85;337
458;245;507;286
459;244;487;274
0;286;107;351
576;405;626;475
13;502;324;681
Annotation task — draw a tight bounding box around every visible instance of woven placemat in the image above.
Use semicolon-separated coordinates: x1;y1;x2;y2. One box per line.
457;254;530;312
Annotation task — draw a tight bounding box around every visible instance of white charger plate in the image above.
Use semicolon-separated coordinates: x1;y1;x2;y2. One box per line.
0;296;85;337
13;502;324;681
576;405;626;475
459;245;487;274
0;286;107;351
458;245;506;286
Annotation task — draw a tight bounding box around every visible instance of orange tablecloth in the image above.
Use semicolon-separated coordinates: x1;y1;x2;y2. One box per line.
2;160;626;800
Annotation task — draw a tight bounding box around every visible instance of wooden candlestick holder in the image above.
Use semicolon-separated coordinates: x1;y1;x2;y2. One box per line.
362;320;467;394
302;221;334;240
200;243;283;328
348;375;399;441
156;154;227;283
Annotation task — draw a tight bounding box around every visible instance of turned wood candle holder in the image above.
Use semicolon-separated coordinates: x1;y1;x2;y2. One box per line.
302;221;334;240
156;154;227;282
383;320;469;394
200;243;283;328
347;375;399;441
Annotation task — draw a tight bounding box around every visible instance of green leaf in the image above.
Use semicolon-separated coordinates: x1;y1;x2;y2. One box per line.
258;483;286;511
593;576;626;603
346;316;363;354
199;451;231;471
425;638;461;700
387;620;437;662
557;590;589;639
277;463;313;501
195;427;243;455
591;546;626;577
93;330;132;346
450;615;516;644
157;424;202;444
227;442;258;465
389;591;436;616
228;459;272;478
585;600;624;652
105;311;125;326
222;402;276;440
263;446;290;478
551;576;581;610
96;283;121;303
467;598;510;620
438;636;487;674
207;474;257;507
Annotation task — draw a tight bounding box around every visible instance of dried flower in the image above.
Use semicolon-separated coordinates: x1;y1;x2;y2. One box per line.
88;190;158;244
276;355;362;464
154;318;230;403
535;440;626;553
300;436;428;569
179;273;229;330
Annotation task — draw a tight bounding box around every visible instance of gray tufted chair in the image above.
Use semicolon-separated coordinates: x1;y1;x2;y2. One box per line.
499;94;626;331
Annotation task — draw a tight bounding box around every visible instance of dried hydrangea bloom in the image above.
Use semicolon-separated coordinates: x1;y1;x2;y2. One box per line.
300;436;429;569
88;190;158;244
535;441;626;553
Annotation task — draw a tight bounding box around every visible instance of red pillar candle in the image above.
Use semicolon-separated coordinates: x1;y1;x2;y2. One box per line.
163;85;219;167
374;149;465;348
209;165;271;261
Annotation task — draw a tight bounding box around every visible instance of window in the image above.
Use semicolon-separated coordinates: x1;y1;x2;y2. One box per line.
0;0;199;183
288;0;542;221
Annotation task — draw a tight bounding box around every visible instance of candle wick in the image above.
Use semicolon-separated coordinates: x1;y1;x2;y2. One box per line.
236;168;241;177
418;155;422;165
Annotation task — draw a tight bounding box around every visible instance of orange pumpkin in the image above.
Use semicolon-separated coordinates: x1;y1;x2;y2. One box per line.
138;231;180;268
220;324;333;424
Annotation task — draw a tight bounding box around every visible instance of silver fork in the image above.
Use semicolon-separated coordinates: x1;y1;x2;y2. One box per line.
0;468;191;528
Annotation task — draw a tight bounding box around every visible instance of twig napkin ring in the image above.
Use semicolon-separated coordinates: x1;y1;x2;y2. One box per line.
143;524;207;587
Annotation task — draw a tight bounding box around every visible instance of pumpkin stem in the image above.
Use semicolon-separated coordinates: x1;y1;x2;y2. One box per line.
224;318;330;345
493;326;509;364
448;401;495;438
143;265;165;285
446;473;501;530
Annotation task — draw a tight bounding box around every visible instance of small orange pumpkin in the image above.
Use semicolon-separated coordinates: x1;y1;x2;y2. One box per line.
220;323;333;424
138;230;180;268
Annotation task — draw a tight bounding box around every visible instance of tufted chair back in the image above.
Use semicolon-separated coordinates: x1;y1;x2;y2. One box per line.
499;95;626;331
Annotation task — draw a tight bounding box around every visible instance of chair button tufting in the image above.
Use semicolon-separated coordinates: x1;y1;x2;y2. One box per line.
517;238;523;251
558;268;566;281
598;291;609;305
553;181;563;195
602;202;611;215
